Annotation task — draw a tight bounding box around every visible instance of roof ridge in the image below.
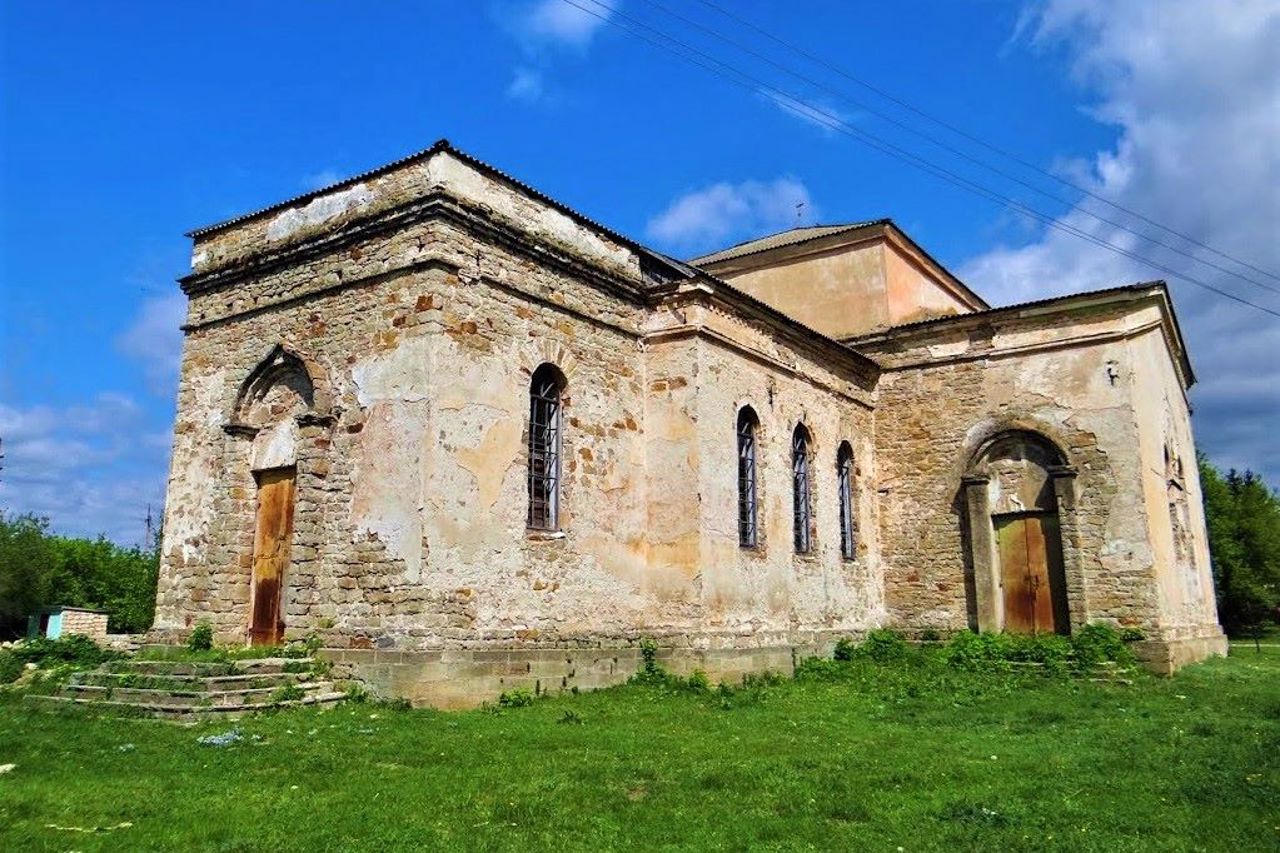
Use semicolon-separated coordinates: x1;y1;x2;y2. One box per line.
689;219;890;266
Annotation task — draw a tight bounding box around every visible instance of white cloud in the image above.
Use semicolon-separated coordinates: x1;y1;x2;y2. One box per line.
507;67;547;103
0;395;170;546
116;292;187;395
646;178;816;253
500;1;617;104
301;169;343;191
961;0;1280;481
520;0;616;48
758;89;849;134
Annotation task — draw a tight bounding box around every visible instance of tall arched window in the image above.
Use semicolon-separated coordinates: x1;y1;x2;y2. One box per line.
527;363;565;531
737;406;759;548
837;441;855;560
792;424;813;553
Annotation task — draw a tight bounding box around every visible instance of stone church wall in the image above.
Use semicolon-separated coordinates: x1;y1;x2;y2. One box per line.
859;292;1225;669
156;154;888;702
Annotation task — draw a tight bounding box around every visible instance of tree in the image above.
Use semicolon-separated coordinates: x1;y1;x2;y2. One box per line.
0;513;56;637
0;511;160;639
1199;456;1280;638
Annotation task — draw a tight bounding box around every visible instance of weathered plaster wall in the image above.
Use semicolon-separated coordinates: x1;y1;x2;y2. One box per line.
1125;323;1224;666
157;150;884;665
711;241;892;338
644;292;884;646
883;244;967;326
705;237;976;340
857;293;1225;668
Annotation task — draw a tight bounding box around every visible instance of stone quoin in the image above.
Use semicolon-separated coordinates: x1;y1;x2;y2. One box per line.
153;140;1227;706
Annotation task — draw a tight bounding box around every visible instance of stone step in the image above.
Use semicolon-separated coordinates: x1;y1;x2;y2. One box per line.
71;670;306;691
56;681;337;709
25;690;346;719
103;657;305;677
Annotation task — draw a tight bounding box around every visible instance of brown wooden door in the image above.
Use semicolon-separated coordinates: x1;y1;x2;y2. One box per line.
995;512;1067;634
249;467;296;646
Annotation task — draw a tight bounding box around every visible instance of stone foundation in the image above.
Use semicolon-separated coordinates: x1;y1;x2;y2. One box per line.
319;641;840;709
1132;625;1229;675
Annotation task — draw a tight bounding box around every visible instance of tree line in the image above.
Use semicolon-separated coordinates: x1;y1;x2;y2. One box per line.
1199;457;1280;637
0;513;158;638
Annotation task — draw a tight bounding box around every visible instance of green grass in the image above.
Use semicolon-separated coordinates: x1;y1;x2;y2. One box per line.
1;648;1277;852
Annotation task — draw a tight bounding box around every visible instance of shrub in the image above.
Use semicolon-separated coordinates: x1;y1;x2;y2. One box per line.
832;638;857;661
5;634;121;672
858;629;911;664
1071;623;1135;667
795;656;844;680
0;650;21;684
187;622;214;653
497;688;535;708
945;631;1013;672
1005;633;1073;676
685;669;711;692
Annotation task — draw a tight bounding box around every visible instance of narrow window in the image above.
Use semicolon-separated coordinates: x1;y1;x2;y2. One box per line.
527;363;565;531
792;424;813;553
837;441;855;560
737;407;759;548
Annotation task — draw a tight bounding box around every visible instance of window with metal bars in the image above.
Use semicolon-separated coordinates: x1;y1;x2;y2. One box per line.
792;424;813;553
527;363;564;531
837;441;855;560
737;407;759;548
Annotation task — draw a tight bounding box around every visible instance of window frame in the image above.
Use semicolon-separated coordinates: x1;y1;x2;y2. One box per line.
837;441;856;560
792;424;813;554
737;407;760;549
527;364;565;532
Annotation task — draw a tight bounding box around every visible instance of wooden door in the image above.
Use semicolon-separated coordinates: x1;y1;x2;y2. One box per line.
995;512;1067;634
249;467;296;646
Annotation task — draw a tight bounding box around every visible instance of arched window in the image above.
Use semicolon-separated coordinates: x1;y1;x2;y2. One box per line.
837;441;855;560
792;424;813;553
737;407;759;548
527;363;565;531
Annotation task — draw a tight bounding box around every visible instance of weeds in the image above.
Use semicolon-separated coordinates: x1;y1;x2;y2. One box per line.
187;622;214;653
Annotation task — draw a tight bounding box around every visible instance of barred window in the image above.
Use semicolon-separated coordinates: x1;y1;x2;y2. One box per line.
837;441;855;560
792;424;813;553
527;363;565;531
737;407;759;548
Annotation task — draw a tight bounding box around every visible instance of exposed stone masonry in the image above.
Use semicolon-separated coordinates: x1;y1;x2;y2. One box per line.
154;141;1226;701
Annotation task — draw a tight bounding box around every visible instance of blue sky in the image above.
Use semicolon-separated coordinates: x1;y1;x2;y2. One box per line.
2;0;1278;544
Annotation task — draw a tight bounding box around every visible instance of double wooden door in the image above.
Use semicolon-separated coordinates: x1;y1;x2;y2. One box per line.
995;512;1068;634
249;468;296;646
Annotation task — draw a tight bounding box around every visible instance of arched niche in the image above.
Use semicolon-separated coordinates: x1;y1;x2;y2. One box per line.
961;430;1079;634
225;344;331;472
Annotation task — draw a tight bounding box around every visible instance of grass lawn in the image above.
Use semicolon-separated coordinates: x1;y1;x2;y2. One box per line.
1;646;1277;852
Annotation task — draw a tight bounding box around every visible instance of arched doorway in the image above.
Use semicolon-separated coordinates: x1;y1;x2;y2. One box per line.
962;431;1075;635
231;347;316;646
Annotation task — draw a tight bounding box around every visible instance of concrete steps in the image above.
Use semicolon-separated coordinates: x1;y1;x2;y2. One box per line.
25;656;345;719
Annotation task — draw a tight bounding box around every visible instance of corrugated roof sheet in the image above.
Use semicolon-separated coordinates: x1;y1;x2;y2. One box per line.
689;221;889;266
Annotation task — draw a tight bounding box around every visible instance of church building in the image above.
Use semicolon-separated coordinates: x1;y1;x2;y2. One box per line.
154;140;1227;705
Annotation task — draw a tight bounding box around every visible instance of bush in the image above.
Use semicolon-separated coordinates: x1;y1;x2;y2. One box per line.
497;688;535;708
1071;623;1135;667
0;650;21;684
0;634;121;684
945;631;1013;672
858;629;911;664
187;622;214;653
832;638;858;661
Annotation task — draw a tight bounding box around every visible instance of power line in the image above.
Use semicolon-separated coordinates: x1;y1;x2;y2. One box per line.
631;0;1280;298
558;0;1280;320
694;0;1280;286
